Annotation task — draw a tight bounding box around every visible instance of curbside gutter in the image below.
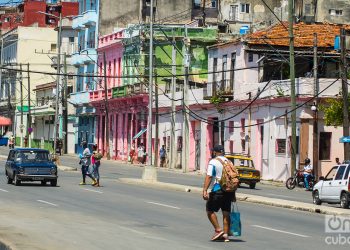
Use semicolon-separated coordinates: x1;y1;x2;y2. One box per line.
119;178;350;216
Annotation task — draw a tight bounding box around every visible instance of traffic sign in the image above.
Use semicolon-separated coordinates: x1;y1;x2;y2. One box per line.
339;136;350;143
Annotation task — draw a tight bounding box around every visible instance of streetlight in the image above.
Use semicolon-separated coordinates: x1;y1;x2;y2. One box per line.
311;102;319;180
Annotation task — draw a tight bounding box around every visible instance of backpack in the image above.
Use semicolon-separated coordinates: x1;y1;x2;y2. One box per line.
94;152;103;161
216;157;240;192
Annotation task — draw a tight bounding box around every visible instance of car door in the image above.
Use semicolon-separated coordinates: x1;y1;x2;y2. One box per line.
320;166;338;200
329;165;347;201
5;151;14;177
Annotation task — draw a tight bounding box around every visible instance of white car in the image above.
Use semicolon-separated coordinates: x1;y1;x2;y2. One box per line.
312;164;350;209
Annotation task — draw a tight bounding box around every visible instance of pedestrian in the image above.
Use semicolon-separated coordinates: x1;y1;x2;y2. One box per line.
159;145;166;167
130;143;135;164
8;135;15;149
79;141;96;185
335;157;341;165
91;144;102;187
137;143;145;164
202;145;236;242
303;158;313;191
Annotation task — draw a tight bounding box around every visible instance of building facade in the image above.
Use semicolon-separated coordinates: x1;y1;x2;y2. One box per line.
70;0;99;154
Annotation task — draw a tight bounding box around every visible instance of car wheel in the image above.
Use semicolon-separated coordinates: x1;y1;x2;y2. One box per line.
50;180;57;187
6;171;13;184
14;174;21;186
249;183;256;189
41;181;46;186
313;190;322;205
286;177;296;190
340;192;349;209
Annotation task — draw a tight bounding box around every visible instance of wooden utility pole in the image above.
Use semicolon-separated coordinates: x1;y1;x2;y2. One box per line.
182;26;190;173
154;69;159;167
20;64;24;147
103;52;110;160
170;36;177;169
289;0;297;176
313;33;319;179
63;53;68;154
247;92;252;156
27;63;31;148
340;28;350;160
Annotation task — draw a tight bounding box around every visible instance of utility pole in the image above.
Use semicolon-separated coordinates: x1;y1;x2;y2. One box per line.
20;64;23;147
27;63;31;148
142;0;157;181
202;0;206;27
170;36;177;169
103;52;111;160
53;12;62;157
63;53;68;154
313;33;319;179
154;69;159;167
182;25;190;173
340;28;350;160
247;92;252;156
289;0;297;176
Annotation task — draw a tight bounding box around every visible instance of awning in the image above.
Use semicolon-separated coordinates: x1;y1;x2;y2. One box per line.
0;116;12;126
133;128;147;140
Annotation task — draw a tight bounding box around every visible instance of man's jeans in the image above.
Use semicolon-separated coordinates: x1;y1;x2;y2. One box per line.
304;174;311;190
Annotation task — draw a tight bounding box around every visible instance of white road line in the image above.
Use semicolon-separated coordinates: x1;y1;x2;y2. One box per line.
146;201;180;210
83;188;103;194
37;200;58;207
251;225;310;238
0;188;9;192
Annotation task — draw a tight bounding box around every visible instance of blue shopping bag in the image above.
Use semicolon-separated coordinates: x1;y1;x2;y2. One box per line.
230;202;242;237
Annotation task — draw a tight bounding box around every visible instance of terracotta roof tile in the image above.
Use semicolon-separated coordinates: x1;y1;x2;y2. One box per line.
247;22;350;48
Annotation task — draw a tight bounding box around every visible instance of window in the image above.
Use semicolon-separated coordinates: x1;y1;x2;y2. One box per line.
229;121;234;133
211;0;217;8
344;166;350;180
241;139;246;152
248;52;254;62
240;3;250;13
230;53;236;90
240;118;245;132
177;136;183;152
319;132;331;160
51;43;57;52
229;5;238;21
193;0;201;9
222;55;227;84
329;9;343;16
325;166;338;181
276;139;286;154
335;165;347;180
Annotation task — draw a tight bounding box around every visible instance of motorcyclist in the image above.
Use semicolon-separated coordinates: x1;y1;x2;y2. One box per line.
303;158;313;191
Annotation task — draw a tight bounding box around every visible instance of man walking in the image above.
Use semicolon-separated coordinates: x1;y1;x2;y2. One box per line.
159;145;166;167
79;141;96;185
202;145;236;242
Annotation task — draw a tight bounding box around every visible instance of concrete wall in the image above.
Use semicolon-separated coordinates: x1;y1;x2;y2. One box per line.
99;0;193;36
316;0;350;24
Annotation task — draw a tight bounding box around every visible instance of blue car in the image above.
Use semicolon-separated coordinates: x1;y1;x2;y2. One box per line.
5;148;58;186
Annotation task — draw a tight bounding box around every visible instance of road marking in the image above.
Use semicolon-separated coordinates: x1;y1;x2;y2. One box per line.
83;188;103;194
265;193;292;198
0;188;9;193
146;201;180;210
251;225;310;238
37;200;58;207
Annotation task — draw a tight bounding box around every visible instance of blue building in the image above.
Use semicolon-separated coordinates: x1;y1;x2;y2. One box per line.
70;0;99;154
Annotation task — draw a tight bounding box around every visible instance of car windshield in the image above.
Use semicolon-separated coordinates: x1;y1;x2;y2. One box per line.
15;151;49;163
229;158;255;168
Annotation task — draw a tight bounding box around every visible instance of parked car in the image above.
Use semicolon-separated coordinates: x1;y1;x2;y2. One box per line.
5;148;58;186
225;154;260;189
312;164;350;209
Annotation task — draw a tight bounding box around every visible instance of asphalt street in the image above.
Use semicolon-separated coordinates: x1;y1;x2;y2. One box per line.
0;159;348;250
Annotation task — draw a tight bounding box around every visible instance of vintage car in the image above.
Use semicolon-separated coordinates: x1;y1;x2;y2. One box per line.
5;148;58;186
225;154;261;189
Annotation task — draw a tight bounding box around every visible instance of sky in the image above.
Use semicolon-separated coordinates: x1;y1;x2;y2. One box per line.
0;0;22;5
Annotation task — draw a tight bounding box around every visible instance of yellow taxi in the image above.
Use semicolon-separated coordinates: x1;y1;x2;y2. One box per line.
225;154;261;189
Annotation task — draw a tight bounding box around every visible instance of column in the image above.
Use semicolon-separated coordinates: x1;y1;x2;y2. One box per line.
123;112;128;161
189;121;196;171
117;113;123;159
98;114;103;152
112;113;117;159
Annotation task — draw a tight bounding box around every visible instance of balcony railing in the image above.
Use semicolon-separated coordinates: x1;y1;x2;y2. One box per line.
204;79;234;99
112;83;148;99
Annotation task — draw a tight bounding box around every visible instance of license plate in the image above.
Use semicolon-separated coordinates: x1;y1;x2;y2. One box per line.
33;177;44;181
241;174;252;178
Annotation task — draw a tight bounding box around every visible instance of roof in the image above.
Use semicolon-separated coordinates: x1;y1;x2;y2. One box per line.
247;22;350;48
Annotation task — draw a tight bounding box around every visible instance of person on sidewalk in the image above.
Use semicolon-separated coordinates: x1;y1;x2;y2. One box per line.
129;143;135;164
202;145;236;242
160;145;166;167
137;143;145;164
335;157;341;165
303;158;313;191
79;141;96;185
91;144;101;187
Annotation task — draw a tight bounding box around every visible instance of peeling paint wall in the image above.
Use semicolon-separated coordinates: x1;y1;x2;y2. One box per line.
317;0;350;24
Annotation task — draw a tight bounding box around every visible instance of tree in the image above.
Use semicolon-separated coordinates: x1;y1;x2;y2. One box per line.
320;97;349;126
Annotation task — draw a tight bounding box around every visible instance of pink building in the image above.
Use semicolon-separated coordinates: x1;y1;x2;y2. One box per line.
91;29;148;160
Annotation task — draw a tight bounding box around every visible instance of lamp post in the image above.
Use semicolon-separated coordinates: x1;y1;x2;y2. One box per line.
311;102;319;180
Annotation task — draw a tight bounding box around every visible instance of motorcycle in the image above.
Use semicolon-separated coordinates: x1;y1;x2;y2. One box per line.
285;170;315;190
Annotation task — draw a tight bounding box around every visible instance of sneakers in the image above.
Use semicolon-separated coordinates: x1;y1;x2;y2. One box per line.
91;180;97;185
211;230;224;241
222;234;230;242
79;182;86;185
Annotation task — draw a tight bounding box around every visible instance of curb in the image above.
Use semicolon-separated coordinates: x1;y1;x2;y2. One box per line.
119;178;350;216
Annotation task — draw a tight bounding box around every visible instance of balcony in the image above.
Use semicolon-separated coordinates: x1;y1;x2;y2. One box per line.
90;89;113;102
31;100;56;117
69;91;90;106
112;83;148;99
72;15;84;30
203;80;234;100
71;48;97;66
81;10;98;27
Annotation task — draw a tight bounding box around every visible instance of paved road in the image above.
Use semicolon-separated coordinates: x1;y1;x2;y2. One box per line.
0;164;348;250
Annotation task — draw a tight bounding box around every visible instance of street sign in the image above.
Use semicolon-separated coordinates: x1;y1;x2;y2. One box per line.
339;136;350;143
